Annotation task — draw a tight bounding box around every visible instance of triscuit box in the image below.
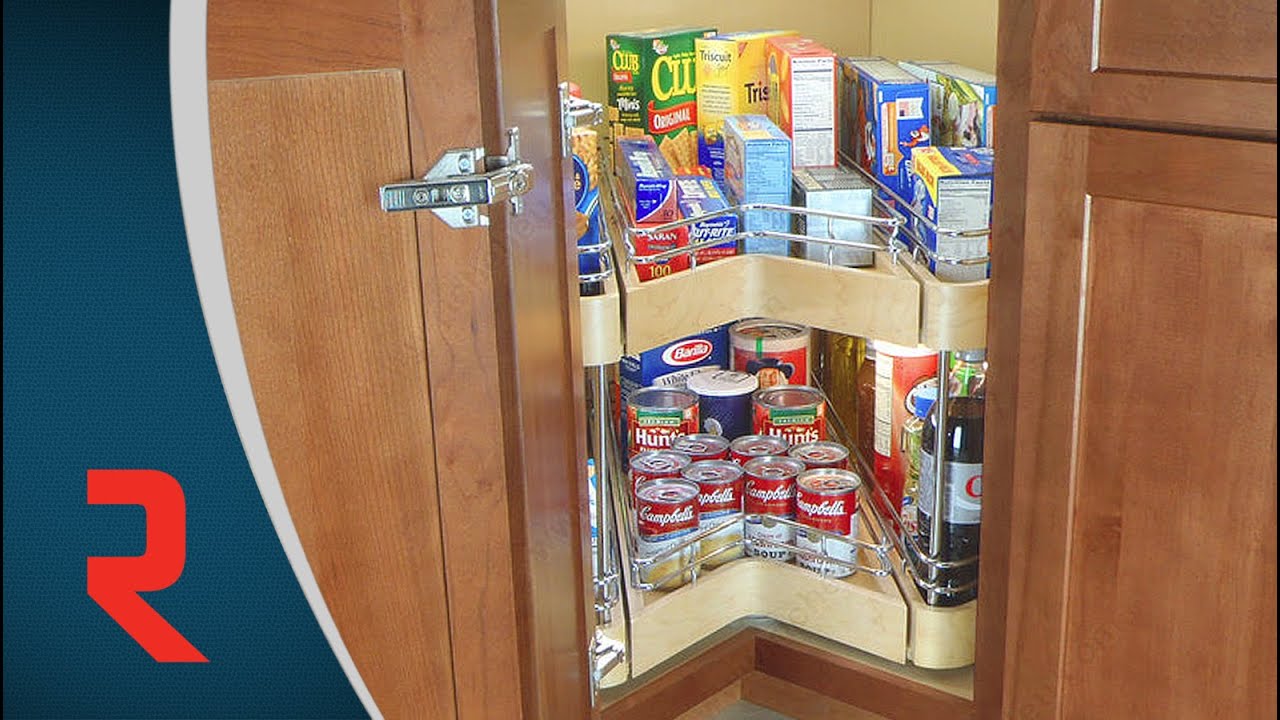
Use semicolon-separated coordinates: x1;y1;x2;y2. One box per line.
675;176;738;265
696;30;798;182
909;146;993;282
607;27;718;174
723;114;792;201
726;183;791;256
844;57;931;202
767;37;838;168
898;61;997;148
791;166;874;267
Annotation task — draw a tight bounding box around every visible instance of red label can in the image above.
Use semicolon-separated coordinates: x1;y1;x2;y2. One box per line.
742;456;806;517
752;385;828;447
795;468;862;578
728;434;790;466
730;319;811;389
682;459;744;567
630;450;693;496
871;341;938;512
627;386;699;457
635;478;700;540
671;433;731;461
788;441;850;470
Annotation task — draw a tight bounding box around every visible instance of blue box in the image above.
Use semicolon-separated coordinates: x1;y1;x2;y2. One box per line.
675;176;738;265
620;324;731;440
843;58;931;202
898;61;997;148
725;183;791;256
722;115;792;201
614;136;679;223
910;146;993;282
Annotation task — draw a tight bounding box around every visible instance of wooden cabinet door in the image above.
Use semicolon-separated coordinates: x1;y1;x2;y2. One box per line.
995;121;1276;719
1029;0;1276;133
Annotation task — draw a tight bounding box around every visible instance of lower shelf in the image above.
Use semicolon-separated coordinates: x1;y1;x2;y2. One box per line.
580;270;623;367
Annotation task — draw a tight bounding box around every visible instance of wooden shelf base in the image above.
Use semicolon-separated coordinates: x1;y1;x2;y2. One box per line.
580;270;623;366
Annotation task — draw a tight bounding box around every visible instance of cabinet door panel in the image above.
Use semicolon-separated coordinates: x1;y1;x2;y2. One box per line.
1001;122;1276;719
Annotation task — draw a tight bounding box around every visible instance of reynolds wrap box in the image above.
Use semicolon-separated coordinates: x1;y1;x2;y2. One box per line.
606;27;718;174
696;30;798;181
845;57;931;201
620;324;731;440
723;114;792;201
675;176;738;265
899;61;997;148
910;146;993;282
615;136;679;224
725;183;791;256
792;166;874;267
766;37;838;168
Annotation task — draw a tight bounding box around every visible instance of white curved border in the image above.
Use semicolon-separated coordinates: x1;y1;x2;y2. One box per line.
169;5;382;717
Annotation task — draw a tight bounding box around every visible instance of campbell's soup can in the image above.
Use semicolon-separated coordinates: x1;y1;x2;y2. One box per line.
687;369;758;440
671;433;732;462
729;434;790;466
742;455;806;562
795;468;862;578
682;460;745;567
752;385;829;447
871;341;938;514
789;441;850;470
634;477;700;590
629;449;692;497
730;319;811;389
627;386;699;457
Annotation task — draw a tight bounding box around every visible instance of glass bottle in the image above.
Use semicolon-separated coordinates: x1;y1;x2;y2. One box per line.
855;342;877;462
899;383;938;537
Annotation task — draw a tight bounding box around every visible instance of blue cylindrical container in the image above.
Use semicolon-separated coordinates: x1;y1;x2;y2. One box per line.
686;370;759;440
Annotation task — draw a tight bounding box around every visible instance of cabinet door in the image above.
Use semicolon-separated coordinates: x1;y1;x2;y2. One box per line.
999;122;1276;719
1030;0;1276;133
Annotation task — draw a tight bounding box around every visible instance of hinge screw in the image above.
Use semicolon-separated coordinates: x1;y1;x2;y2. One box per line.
460;207;477;224
412;189;430;205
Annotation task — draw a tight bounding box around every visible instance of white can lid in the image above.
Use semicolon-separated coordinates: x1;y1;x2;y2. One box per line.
686;369;759;397
872;339;937;358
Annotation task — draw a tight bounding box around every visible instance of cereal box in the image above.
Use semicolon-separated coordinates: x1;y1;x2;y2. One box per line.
899;61;997;148
607;27;717;174
837;56;883;165
695;30;798;181
766;37;838;168
909;146;993;282
675;176;738;265
571;127;604;282
725;183;791;256
619;324;730;441
844;57;931;202
722;114;792;201
791;166;874;267
615;136;679;224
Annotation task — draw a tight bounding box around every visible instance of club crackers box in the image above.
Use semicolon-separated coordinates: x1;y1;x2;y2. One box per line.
844;57;931;202
675;176;738;265
791;166;875;267
899;60;997;148
766;37;838;168
909;146;993;282
695;30;798;181
619;324;731;440
607;27;718;175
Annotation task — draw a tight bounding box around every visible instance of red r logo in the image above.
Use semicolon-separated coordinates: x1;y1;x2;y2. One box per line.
87;469;207;662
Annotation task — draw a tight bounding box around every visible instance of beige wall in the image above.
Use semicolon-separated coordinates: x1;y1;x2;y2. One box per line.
869;0;998;73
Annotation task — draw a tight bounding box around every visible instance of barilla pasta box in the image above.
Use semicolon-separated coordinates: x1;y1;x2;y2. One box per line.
723;114;792;201
695;30;798;181
899;61;997;148
607;27;718;174
766;37;838;168
909;146;993;282
792;166;874;267
846;57;931;202
675;176;738;265
615;136;679;224
725;182;791;256
620;324;731;440
571;126;604;280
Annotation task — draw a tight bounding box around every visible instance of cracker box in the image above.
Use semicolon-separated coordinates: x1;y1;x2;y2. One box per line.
615;136;679;224
620;324;731;439
791;166;875;267
766;37;838;168
675;176;738;265
723;114;792;201
844;57;931;202
725;183;791;256
909;146;993;282
607;27;718;174
899;61;997;148
695;30;798;181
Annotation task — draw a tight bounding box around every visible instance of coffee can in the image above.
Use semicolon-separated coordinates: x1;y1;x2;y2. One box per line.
686;369;758;440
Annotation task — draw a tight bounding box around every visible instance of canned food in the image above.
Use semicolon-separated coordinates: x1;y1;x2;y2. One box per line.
687;369;758;440
629;450;693;497
742;455;806;561
671;433;732;462
634;477;701;590
795;468;862;578
730;318;812;389
871;341;938;512
627;386;699;457
752;384;829;447
789;440;850;470
728;434;790;466
682;460;745;567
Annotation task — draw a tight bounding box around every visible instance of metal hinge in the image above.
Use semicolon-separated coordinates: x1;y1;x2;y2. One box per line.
379;127;533;228
559;81;604;158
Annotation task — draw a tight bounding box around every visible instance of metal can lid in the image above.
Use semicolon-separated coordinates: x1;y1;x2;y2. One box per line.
630;450;693;475
788;441;850;464
730;318;810;341
753;384;826;410
671;433;732;456
629;386;698;411
681;459;744;485
797;468;862;494
634;477;700;504
686;369;759;397
743;455;807;479
955;348;987;363
730;434;790;456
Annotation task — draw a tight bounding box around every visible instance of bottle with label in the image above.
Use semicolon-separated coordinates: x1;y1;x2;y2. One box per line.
855;342;877;463
949;348;987;398
821;332;861;443
916;351;985;606
899;383;938;537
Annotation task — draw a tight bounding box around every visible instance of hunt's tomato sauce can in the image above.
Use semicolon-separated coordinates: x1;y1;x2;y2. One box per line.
795;468;861;578
742;455;806;561
627;387;699;457
752;385;828;447
789;440;850;470
629;449;693;497
634;477;701;589
671;433;732;462
728;434;790;466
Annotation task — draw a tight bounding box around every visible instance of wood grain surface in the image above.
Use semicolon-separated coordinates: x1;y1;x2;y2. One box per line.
741;671;889;720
